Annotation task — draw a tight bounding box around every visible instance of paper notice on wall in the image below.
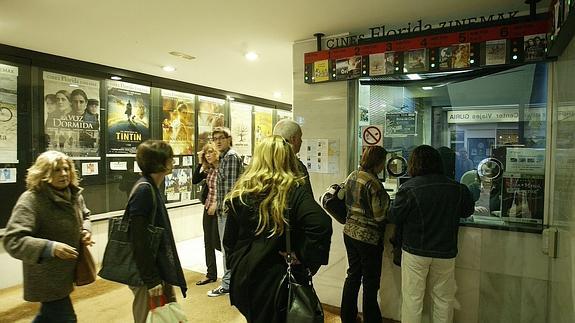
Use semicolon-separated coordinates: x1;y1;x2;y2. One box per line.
300;139;339;174
82;162;99;176
0;167;16;183
110;161;127;171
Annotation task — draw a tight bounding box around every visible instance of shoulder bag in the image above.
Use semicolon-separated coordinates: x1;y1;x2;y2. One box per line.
280;205;324;323
319;172;354;224
75;241;97;286
98;181;164;286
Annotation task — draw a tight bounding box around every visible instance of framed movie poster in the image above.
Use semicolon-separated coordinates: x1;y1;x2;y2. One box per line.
161;89;195;155
485;39;507;65
230;102;253;157
253;106;273;146
369;53;385;76
313;59;329;82
197;96;225;150
106;80;151;155
43;71;100;159
0;64;18;163
404;49;427;73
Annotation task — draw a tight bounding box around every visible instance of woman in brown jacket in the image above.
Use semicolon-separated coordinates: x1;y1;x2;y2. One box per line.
4;151;93;322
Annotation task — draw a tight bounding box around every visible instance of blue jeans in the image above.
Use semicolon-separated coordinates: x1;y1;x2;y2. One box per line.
217;213;231;290
33;296;77;323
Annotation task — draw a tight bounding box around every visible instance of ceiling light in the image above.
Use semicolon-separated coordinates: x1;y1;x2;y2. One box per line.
69;84;79;87
226;95;235;101
273;92;282;98
422;86;433;90
111;76;122;81
245;52;259;61
168;51;196;60
407;74;422;80
162;66;176;72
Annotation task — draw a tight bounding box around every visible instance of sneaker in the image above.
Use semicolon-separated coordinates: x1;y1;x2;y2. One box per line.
207;286;229;297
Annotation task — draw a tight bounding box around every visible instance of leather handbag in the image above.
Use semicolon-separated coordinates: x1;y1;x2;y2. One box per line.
75;242;97;286
319;172;354;225
98;182;164;286
199;181;208;205
281;206;324;323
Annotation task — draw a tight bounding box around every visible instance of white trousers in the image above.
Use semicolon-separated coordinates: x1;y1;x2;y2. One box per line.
401;250;456;323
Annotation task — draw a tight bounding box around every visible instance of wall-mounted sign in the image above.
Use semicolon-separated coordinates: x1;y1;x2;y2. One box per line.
361;125;383;146
385;113;417;137
447;109;518;124
304;16;549;84
0;64;18;163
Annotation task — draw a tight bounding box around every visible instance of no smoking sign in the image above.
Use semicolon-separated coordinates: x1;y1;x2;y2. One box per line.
361;125;383;147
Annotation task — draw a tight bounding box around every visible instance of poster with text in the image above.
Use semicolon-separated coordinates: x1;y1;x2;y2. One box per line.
165;167;193;202
253;106;273;146
230;102;252;157
485;39;506;66
313;59;329;82
300;139;339;173
198;96;225;150
404;48;427;73
276;109;292;122
44;71;100;158
161;89;195;155
106;81;150;155
385;113;417;137
369;53;385;76
524;34;546;62
500;174;544;224
0;64;18;163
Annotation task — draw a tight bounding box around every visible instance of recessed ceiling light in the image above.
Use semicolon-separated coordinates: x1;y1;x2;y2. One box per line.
168;51;196;60
69;84;79;87
273;92;282;98
111;76;122;81
422;86;433;90
162;66;176;72
245;52;259;61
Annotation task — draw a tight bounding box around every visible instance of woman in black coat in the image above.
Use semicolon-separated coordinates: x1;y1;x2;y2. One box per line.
223;135;332;323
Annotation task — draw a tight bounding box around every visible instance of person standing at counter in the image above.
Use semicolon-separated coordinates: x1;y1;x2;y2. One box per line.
341;145;390;323
389;145;474;323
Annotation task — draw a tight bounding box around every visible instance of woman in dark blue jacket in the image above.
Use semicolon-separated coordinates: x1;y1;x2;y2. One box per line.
389;145;474;323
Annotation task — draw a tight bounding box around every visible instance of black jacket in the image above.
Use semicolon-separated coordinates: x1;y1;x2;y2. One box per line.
223;185;332;323
388;174;474;259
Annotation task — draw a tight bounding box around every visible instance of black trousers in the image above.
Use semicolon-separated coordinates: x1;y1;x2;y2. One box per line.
203;208;220;279
33;296;77;323
341;234;383;323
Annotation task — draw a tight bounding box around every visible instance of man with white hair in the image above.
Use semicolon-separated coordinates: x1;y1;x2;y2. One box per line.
273;119;314;196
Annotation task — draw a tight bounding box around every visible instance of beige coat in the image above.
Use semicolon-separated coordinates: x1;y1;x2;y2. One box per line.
3;184;90;302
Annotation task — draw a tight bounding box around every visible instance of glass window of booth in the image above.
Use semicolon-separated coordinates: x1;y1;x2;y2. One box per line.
357;63;548;232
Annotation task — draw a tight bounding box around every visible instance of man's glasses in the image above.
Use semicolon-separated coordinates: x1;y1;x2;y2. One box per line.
213;136;228;141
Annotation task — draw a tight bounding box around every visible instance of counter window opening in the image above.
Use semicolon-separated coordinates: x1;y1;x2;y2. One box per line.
357;63;548;232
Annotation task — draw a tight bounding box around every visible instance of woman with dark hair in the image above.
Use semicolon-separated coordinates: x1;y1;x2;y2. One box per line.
341;145;390;323
389;145;474;323
129;140;187;323
69;89;88;116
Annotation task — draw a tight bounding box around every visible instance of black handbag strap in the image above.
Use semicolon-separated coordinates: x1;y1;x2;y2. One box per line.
123;181;158;224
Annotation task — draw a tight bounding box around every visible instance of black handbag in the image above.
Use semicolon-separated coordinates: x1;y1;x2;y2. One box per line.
98;182;164;286
319;172;353;225
281;208;324;323
199;181;208;205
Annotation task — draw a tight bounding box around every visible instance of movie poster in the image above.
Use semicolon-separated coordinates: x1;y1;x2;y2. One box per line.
524;33;547;62
485;39;507;66
0;64;18;163
230;102;252;157
335;56;361;80
43;71;100;158
384;51;396;74
313;59;329;82
106;81;150;155
439;43;470;70
369;53;385;76
197;96;225;150
404;48;427;73
165;167;193;202
500;174;544;224
161;89;195;155
276;109;291;122
253;106;273;146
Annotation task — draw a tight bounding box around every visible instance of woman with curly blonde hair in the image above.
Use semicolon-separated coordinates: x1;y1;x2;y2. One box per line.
223;135;332;323
4;151;92;322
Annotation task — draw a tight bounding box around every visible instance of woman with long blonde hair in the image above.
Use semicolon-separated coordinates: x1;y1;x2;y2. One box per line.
223;135;332;323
